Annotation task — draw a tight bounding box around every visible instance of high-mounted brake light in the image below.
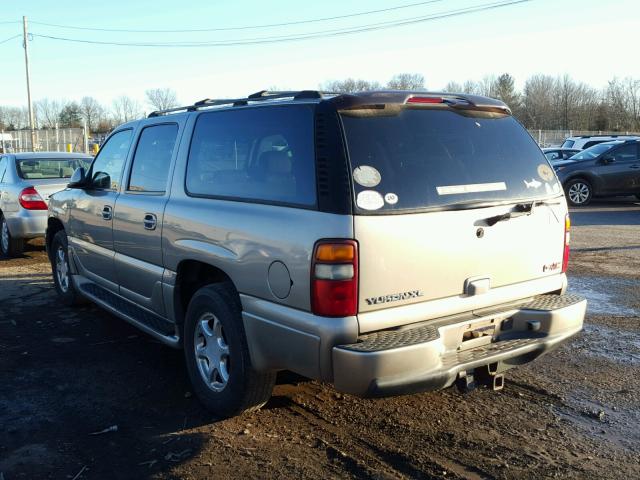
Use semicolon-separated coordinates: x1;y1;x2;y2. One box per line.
562;214;570;273
311;240;358;317
406;96;444;104
19;186;47;210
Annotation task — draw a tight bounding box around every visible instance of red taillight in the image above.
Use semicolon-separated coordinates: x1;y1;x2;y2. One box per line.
19;186;47;210
562;214;570;273
406;96;444;104
311;240;358;317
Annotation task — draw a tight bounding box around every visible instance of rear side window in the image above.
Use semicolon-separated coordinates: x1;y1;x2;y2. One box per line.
582;140;606;149
0;157;6;182
341;107;561;213
128;124;178;193
15;158;90;180
186;105;316;207
90;130;133;190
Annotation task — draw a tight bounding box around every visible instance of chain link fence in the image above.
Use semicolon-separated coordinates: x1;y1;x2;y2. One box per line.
0;127;89;154
528;129;640;148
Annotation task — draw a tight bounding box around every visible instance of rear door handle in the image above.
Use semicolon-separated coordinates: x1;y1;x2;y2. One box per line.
630;164;640;169
102;205;112;221
143;213;157;230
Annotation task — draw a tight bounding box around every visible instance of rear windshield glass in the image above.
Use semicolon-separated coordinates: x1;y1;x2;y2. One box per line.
16;158;91;180
561;140;575;148
340;107;561;213
569;143;617;161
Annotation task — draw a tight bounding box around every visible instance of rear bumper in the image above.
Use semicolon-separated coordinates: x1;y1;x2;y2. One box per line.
5;209;47;239
332;294;586;397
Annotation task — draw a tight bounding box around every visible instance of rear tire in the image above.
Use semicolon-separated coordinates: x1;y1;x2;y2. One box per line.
0;214;24;258
183;283;276;419
565;178;593;207
50;230;84;306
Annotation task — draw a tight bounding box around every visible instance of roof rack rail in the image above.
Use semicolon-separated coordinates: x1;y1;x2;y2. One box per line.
148;90;332;117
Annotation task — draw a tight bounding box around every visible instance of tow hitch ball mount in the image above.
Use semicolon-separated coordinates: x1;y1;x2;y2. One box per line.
456;363;504;392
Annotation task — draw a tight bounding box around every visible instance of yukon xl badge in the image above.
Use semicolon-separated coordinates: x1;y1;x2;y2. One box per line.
365;290;424;306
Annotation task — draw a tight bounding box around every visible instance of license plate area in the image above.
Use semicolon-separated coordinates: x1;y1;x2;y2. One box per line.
458;322;496;351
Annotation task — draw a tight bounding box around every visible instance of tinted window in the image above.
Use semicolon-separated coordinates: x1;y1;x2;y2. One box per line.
0;157;6;182
561;140;575;148
570;143;618;161
16;158;91;180
341;107;561;212
90;130;133;190
612;144;638;162
186;105;316;206
582;140;607;149
128;124;178;193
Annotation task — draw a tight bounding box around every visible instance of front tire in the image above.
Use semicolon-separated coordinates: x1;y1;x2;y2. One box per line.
183;283;276;418
50;230;84;306
565;178;593;206
0;214;24;258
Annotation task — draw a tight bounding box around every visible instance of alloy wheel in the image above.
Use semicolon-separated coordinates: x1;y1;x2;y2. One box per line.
568;182;590;205
55;246;70;293
194;312;230;392
1;219;9;254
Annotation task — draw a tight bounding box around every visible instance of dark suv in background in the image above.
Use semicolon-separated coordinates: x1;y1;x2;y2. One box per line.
553;139;640;206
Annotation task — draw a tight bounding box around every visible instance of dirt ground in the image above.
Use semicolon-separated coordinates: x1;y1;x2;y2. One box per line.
1;199;639;480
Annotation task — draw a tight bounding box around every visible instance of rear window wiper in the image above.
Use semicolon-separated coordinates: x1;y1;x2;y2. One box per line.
484;199;562;226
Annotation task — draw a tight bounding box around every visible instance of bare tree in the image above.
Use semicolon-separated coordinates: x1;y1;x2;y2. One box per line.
112;96;143;124
442;81;464;93
79;96;104;132
145;88;178;111
34;98;67;128
321;78;382;93
387;73;425;90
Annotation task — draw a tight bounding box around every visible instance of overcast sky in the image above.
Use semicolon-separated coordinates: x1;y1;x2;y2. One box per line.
1;0;638;109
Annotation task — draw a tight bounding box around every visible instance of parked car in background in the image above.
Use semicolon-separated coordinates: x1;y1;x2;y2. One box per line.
0;152;92;257
542;147;581;163
46;90;585;418
561;134;640;150
553;139;640;206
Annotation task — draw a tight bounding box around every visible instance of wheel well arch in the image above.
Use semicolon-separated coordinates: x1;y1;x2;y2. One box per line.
173;260;237;324
563;172;600;192
46;217;65;261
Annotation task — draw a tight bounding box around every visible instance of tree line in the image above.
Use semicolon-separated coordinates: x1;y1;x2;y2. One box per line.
324;73;640;132
0;88;178;133
1;74;639;133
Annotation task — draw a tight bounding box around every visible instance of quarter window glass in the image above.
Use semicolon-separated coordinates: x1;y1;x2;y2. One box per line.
90;130;133;190
186;105;316;206
0;158;6;182
545;152;560;161
129;124;178;193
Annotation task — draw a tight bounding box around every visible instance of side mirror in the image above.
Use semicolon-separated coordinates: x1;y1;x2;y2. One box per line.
602;155;615;164
68;167;87;188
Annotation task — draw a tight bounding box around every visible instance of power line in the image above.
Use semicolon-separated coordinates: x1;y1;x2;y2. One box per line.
29;0;446;33
30;0;530;48
0;34;20;45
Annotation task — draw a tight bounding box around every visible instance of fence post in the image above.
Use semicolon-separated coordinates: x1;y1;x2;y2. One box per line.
538;129;541;144
62;129;66;150
83;121;89;154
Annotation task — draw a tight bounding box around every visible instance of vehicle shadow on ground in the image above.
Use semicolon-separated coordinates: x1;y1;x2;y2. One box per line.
0;239;46;263
0;273;272;479
570;198;640;227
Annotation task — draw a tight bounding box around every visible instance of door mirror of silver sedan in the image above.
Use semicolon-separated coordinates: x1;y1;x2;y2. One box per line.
68;167;87;188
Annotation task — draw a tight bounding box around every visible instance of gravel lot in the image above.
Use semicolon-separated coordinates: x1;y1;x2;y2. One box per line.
1;199;639;480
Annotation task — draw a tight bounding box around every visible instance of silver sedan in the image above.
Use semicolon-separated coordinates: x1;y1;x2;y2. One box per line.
0;152;92;257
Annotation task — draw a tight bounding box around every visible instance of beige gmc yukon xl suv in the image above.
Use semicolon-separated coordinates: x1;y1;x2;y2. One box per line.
46;90;586;418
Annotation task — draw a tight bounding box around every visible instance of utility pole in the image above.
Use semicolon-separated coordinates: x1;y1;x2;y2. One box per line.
22;16;36;151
